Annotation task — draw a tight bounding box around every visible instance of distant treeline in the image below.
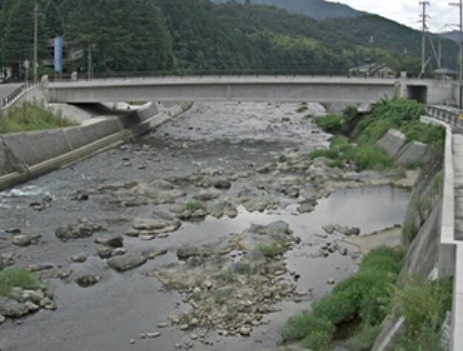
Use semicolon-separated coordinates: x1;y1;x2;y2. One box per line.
0;0;458;78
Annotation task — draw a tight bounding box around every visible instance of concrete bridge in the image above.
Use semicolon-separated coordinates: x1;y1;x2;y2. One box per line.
45;75;459;105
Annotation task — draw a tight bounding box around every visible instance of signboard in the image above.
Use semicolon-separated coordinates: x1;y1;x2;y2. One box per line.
54;36;63;73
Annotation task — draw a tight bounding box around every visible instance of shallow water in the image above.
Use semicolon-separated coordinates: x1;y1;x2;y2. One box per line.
0;102;410;351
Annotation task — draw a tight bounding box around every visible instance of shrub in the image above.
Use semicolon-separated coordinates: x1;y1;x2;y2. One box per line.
314;114;343;133
257;243;286;258
0;268;39;296
402;221;419;246
392;277;453;351
351;146;392;171
184;200;206;211
346;324;381;351
281;247;404;347
0;103;75;133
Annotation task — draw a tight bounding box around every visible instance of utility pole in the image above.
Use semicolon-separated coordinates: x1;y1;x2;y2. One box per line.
33;0;38;84
419;1;430;77
450;0;463;109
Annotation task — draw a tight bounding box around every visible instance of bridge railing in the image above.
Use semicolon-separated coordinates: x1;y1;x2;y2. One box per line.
49;69;401;82
427;105;462;128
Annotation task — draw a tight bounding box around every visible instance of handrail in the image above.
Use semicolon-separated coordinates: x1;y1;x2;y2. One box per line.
0;83;38;109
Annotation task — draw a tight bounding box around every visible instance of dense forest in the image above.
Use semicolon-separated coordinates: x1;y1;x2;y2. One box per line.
0;0;459;79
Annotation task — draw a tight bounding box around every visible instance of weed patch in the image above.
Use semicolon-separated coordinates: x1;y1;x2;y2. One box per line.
0;268;39;296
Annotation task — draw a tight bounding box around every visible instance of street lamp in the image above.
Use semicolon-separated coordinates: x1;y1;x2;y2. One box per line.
450;0;463;109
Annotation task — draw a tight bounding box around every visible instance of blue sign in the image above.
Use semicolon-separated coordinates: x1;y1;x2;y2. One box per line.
54;36;63;73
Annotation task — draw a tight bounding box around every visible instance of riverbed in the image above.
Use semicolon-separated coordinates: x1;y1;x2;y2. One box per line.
0;102;411;351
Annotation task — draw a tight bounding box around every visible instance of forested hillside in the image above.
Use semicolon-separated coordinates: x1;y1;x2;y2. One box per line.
0;0;458;79
210;0;363;20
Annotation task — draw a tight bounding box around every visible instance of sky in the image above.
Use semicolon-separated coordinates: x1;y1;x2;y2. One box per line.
334;0;461;32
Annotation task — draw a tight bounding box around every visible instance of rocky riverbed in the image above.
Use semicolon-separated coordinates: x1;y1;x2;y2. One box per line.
0;102;412;351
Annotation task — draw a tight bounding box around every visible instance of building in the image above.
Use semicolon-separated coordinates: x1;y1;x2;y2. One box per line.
348;63;397;78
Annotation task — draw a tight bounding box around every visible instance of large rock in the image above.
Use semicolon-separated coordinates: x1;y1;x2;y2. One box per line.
12;234;41;247
377;129;407;158
133;218;181;233
193;189;222;201
107;254;147;272
0;296;29;317
94;235;123;248
55;220;103;242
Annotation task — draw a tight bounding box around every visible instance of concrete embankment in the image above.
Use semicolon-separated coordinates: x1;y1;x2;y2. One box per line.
0;101;192;191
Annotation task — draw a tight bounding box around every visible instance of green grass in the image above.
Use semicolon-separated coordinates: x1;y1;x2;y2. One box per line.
0;103;76;133
314;114;343;133
311;99;444;172
220;269;237;283
0;268;39;296
184;199;206;211
346;324;381;351
392;277;453;351
402;221;419;246
280;247;405;349
257;243;286;258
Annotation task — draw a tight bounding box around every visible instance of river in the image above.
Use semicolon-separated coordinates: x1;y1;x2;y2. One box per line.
0;102;411;351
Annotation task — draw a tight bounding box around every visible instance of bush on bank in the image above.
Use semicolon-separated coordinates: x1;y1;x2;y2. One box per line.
312;99;444;171
0;103;75;133
280;247;405;350
281;246;452;351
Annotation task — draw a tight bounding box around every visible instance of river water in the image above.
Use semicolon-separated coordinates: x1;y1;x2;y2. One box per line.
0;102;411;351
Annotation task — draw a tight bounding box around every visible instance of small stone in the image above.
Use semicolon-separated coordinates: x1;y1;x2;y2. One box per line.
71;254;88;263
0;314;5;324
190;333;198;340
146;332;161;338
174;343;182;349
75;274;102;288
189;318;199;327
327;278;335;285
157;322;169;328
25;301;39;312
239;326;251;336
130;338;135;344
112;248;128;256
180;324;189;331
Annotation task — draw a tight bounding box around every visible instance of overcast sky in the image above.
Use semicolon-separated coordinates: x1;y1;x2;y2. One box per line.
334;0;461;32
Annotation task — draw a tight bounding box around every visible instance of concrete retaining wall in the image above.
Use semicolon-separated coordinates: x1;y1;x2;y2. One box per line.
377;129;406;158
0;101;192;189
376;128;432;166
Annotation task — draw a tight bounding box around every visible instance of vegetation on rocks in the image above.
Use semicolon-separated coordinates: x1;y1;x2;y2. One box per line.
311;99;444;171
0;103;75;133
0;268;38;296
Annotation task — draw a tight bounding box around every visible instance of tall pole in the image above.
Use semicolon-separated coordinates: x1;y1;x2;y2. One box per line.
419;1;430;77
451;0;463;109
33;0;38;84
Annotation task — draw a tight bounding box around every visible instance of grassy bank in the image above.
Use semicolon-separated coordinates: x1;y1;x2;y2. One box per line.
0;103;75;133
311;99;444;171
281;247;452;351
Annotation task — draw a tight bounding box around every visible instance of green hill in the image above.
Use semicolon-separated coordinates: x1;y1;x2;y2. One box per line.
210;0;363;20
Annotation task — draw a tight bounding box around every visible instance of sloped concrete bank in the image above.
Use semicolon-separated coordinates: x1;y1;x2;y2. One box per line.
372;148;443;351
0;101;192;191
372;125;455;350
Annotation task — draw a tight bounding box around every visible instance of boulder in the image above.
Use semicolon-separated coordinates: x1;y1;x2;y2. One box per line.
107;254;147;272
0;296;29;317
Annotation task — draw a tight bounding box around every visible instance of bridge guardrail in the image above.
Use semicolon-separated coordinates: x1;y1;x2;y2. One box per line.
427;106;463;129
48;69;406;82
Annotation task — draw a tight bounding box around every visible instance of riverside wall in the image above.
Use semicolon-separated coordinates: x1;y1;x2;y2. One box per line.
0;101;192;191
